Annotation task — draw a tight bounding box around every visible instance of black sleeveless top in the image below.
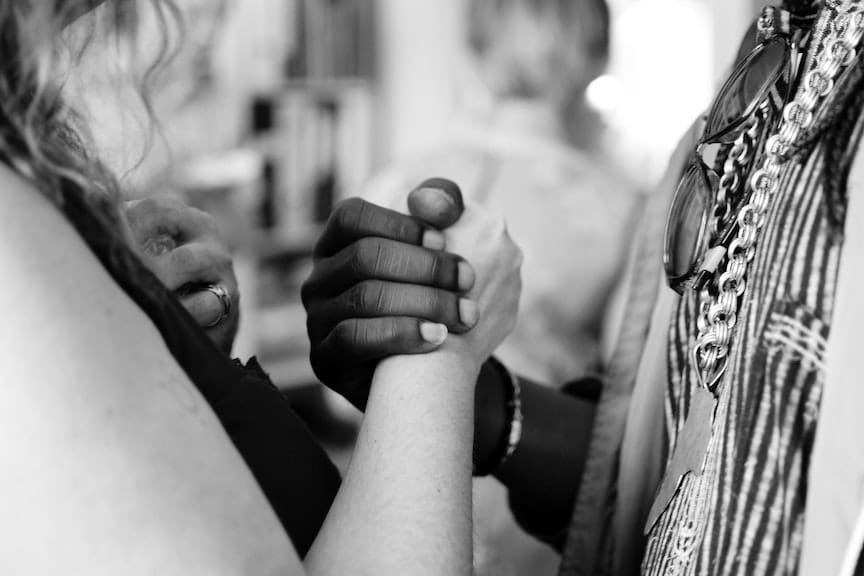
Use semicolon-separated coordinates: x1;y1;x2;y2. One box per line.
60;186;340;557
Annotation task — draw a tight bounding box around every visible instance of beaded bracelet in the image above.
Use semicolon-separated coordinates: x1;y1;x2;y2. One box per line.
500;362;523;467
473;357;523;477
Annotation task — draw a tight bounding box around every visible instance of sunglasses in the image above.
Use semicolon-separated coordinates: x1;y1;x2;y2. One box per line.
664;6;810;294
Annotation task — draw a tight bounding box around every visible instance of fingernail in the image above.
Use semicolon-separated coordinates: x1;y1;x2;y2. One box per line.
457;260;475;292
459;298;479;327
418;179;463;211
420;322;448;346
422;229;446;251
409;187;457;221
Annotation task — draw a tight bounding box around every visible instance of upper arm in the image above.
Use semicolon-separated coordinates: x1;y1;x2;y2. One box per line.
0;171;302;575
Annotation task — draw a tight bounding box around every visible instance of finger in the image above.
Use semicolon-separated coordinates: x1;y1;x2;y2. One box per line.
178;287;240;354
310;317;449;407
407;178;465;229
157;242;234;291
313;317;449;372
124;196;217;246
177;288;228;328
313;280;478;339
303;237;473;300
315;197;445;258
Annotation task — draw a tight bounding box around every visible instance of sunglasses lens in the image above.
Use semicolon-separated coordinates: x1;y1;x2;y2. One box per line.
665;164;711;285
706;38;789;139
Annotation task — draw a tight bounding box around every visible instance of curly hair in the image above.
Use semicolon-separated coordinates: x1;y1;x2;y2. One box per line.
0;0;179;214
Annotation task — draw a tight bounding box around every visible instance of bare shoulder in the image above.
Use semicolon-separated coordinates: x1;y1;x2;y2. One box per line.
0;164;157;365
0;165;301;575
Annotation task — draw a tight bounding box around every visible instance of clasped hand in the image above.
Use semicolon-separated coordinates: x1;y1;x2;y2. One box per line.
303;179;522;409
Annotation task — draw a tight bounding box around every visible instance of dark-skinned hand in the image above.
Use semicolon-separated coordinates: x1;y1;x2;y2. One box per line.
302;178;476;410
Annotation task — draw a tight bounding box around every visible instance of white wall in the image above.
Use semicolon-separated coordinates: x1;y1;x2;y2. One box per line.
710;0;755;79
375;0;466;164
372;0;762;181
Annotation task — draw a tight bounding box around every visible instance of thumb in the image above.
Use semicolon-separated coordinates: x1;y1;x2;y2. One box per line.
407;178;465;229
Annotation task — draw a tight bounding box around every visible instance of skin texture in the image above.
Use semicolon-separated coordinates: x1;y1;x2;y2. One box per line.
306;195;522;575
0;165;303;576
124;196;240;354
305;178;600;541
302;181;478;410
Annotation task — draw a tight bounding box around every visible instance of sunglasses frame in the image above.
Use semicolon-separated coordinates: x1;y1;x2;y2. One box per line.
664;22;804;294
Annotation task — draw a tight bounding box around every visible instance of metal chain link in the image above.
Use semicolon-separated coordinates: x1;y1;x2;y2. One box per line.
710;113;766;239
694;1;864;393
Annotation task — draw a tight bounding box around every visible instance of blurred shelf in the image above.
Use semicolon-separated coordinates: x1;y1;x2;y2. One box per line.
260;353;317;390
255;302;316;389
280;77;374;95
251;225;322;261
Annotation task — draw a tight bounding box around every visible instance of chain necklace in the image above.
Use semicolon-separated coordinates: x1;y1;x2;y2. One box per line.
693;0;864;393
645;0;864;538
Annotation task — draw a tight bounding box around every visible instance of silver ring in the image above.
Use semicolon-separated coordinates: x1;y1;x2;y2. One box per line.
203;284;232;328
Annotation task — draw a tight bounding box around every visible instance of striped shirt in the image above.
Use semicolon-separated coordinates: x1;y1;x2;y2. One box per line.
641;73;864;576
637;3;864;568
556;6;864;574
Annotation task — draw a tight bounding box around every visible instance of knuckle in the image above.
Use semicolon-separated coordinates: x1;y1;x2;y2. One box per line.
344;282;366;315
366;281;388;315
331;320;358;353
428;252;443;282
347;281;387;316
379;318;400;344
210;247;233;270
350;238;386;278
428;289;450;318
348;242;369;277
170;245;198;270
334;197;364;233
346;243;365;276
194;207;219;232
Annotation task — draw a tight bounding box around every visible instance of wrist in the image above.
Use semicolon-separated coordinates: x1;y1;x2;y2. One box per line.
376;348;480;397
431;345;483;382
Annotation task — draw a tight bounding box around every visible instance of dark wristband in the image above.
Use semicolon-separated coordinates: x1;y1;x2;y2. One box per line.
473;356;520;477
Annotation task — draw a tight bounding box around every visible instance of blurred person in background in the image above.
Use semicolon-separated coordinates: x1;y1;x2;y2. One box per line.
363;0;638;573
367;0;638;388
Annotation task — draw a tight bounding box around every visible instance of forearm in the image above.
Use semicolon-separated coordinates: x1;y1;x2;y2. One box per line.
474;366;598;543
306;348;477;575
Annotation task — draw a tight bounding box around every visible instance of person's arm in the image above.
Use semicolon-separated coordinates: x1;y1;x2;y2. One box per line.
306;198;522;574
304;181;596;531
307;351;478;573
302;183;478;410
303;182;596;542
473;363;599;547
